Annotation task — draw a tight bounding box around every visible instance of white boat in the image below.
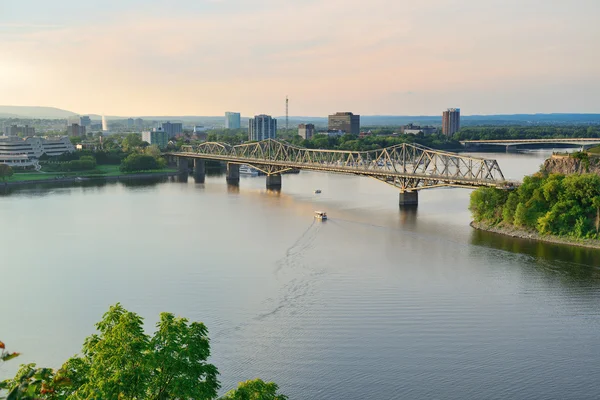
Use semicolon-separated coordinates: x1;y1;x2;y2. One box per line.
239;164;259;176
314;211;327;220
314;189;322;194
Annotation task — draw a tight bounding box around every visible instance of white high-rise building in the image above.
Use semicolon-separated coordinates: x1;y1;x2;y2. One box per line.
225;112;241;129
249;115;277;141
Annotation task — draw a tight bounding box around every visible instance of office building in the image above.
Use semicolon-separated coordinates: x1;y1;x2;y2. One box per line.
249;115;277;141
135;118;144;129
127;118;134;129
401;124;437;135
67;123;86;137
161;121;183;138
80;116;92;127
328;112;360;135
3;125;35;137
142;127;169;149
225;112;241;129
0;136;75;159
442;108;460;136
298;123;315;140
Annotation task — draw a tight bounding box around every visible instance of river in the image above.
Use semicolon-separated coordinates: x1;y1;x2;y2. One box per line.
1;150;600;399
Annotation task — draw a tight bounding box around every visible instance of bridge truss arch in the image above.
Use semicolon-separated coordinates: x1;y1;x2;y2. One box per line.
178;139;507;192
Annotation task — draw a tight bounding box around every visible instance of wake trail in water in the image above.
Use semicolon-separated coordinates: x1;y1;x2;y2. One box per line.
273;219;320;276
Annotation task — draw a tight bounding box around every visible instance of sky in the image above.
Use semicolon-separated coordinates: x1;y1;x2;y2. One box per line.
0;0;599;117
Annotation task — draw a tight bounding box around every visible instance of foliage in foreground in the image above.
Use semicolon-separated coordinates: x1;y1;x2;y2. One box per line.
470;173;600;239
0;304;286;400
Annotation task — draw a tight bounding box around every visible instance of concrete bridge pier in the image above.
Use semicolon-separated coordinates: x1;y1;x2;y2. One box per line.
266;174;282;189
226;163;240;184
177;157;189;173
194;159;205;183
506;145;518;153
399;191;418;207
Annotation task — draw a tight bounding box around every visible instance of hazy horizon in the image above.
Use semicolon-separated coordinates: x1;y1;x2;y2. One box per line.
2;0;599;116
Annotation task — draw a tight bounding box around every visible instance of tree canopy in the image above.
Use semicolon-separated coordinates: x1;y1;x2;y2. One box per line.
1;305;286;400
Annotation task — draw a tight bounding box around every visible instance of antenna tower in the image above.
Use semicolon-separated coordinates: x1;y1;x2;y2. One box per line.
285;96;289;130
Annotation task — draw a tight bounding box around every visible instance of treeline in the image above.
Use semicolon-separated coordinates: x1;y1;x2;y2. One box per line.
454;126;600;141
470;173;600;239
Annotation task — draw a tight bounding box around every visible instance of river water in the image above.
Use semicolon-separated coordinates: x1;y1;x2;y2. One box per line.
1;150;600;399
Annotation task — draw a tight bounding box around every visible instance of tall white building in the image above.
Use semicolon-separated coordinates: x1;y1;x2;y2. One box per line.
102;115;108;132
249;115;277;141
225;112;241;129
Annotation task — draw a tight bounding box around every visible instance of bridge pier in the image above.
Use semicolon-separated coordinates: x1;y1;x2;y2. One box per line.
266;174;282;189
399;191;418;207
506;145;518;153
177;157;189;173
194;159;205;183
226;163;240;185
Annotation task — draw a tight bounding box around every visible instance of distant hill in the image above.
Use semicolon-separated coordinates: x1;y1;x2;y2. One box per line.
0;105;77;119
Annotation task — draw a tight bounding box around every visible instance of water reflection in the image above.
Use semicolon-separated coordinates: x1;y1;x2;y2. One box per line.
398;206;418;227
471;228;600;281
226;183;240;194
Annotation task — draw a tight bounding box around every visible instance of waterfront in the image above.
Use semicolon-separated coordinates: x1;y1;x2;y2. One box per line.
1;150;600;399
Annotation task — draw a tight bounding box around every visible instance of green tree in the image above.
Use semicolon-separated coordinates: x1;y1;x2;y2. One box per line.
220;379;287;400
121;133;144;152
0;164;14;181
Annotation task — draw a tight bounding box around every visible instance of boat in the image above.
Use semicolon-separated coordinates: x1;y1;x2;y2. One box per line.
314;211;327;220
314;189;322;194
239;164;259;176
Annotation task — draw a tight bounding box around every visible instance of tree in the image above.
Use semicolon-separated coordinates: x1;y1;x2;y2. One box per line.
220;379;288;400
0;164;13;182
120;153;161;172
1;306;285;400
121;133;144;152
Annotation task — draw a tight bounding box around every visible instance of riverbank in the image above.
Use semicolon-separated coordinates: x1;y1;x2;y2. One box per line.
1;170;179;188
470;221;600;250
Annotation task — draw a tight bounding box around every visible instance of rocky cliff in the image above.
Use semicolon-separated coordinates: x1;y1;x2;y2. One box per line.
542;154;600;175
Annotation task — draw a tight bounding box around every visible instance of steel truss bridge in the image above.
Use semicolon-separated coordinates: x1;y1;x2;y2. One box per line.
171;139;507;194
461;138;600;148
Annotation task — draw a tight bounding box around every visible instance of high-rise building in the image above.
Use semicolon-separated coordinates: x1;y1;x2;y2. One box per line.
442;108;460;136
142;127;169;149
298;123;315;140
80;116;91;127
102;116;108;132
135;118;144;129
225;112;241;129
249;115;277;141
127;118;134;129
328;112;360;135
161;121;183;138
67;123;86;137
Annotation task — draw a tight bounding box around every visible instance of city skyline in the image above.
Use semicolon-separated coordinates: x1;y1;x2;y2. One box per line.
1;0;599;116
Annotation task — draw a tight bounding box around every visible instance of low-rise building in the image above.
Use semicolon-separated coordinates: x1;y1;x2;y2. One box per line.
0;154;40;169
401;124;437;135
142;128;169;149
4;125;35;137
0;136;75;158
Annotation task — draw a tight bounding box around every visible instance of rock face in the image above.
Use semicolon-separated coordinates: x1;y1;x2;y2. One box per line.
542;155;600;175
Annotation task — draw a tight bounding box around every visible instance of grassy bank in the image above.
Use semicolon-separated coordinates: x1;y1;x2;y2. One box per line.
6;165;178;183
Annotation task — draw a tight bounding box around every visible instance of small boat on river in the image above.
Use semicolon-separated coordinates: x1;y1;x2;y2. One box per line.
314;189;322;194
314;211;327;220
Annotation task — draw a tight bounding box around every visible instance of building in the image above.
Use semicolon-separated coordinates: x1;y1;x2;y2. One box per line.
298;123;315;140
0;154;40;169
3;125;35;137
67;123;86;137
328;112;360;135
401;123;437;135
135;118;144;129
193;126;209;133
225;112;241;129
142;128;169;149
442;108;460;136
161;122;183;138
249;115;277;141
79;116;92;127
102;116;108;132
0;136;75;159
325;129;344;137
127;118;134;129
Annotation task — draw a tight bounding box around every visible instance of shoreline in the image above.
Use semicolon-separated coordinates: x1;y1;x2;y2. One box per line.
1;171;180;188
470;221;600;250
